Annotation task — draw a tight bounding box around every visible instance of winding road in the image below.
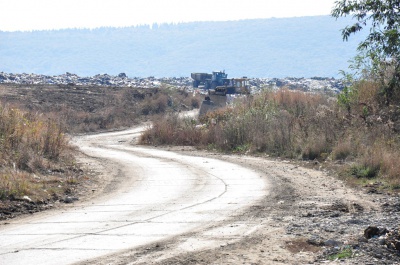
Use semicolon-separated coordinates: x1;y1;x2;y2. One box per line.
0;127;268;264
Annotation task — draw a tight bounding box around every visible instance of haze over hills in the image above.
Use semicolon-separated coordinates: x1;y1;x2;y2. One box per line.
0;16;366;78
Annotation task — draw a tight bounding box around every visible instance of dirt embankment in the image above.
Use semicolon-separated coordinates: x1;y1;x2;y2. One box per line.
0;83;201;133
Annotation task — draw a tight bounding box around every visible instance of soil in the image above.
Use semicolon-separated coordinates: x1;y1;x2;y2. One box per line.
0;83;198;133
154;149;400;264
0;83;146;113
0;149;108;221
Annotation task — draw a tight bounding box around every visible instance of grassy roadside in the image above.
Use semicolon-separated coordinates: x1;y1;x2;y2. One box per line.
141;84;400;191
0;103;83;218
0;84;202;219
0;84;202;133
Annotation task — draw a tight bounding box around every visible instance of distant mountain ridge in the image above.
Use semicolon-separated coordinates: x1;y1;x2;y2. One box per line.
0;16;366;78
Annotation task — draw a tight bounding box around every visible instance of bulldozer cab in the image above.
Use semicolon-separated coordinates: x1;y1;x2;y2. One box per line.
211;71;227;82
232;78;250;94
213;77;250;95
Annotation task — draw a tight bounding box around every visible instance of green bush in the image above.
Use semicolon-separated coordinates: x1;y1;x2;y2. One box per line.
350;165;379;179
328;247;353;261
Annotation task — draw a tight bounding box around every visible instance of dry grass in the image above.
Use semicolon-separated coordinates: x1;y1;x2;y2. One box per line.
0;171;30;199
140;114;205;146
145;89;340;156
0;103;77;201
62;88;201;133
0;84;202;134
332;138;354;160
0;84;202;206
142;85;400;188
0;106;67;169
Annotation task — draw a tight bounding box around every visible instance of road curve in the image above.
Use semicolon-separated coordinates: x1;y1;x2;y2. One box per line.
0;127;268;265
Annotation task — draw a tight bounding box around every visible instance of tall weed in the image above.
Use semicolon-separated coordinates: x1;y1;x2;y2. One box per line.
0;103;68;172
142;85;400;187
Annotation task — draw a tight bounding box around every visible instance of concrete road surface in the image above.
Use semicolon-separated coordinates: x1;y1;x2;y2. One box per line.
0;127;268;264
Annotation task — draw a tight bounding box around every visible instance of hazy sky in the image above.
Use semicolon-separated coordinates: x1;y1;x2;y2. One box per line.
1;0;337;31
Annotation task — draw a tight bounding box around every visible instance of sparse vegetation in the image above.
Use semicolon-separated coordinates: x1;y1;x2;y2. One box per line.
0;105;67;171
0;84;202;133
74;86;199;132
142;88;341;157
0;102;79;203
140;114;205;146
141;81;400;189
328;246;353;261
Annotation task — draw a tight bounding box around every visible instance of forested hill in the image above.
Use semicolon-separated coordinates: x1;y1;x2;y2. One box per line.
0;16;366;78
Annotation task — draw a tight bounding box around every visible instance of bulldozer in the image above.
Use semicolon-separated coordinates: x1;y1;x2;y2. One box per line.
192;71;250;117
191;71;250;95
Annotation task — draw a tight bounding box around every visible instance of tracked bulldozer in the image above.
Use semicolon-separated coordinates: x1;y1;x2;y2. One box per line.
192;71;250;117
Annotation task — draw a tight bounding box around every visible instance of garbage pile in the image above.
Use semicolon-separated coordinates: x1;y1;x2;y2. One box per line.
0;72;191;88
249;77;344;93
0;72;344;93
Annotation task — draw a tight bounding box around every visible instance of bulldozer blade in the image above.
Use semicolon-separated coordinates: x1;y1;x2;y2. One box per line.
198;94;228;118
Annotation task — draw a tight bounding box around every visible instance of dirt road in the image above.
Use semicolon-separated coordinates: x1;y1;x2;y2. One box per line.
0;126;396;264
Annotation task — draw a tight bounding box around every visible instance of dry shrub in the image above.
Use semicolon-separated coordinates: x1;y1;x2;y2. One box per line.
141;85;400;188
270;88;327;118
140;114;205;146
0;104;68;172
140;94;169;115
355;80;381;107
175;125;205;146
336;79;400;185
302;136;330;160
183;90;330;156
0;168;77;201
190;97;201;109
381;150;400;181
350;145;388;179
359;144;400;182
332;138;354;160
0;171;31;199
247;89;338;157
143;89;341;157
43;120;67;160
2;84;202;134
266;109;296;155
140;116;175;145
217;115;249;150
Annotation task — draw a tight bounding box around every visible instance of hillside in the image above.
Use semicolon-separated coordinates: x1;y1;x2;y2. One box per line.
0;16;366;78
